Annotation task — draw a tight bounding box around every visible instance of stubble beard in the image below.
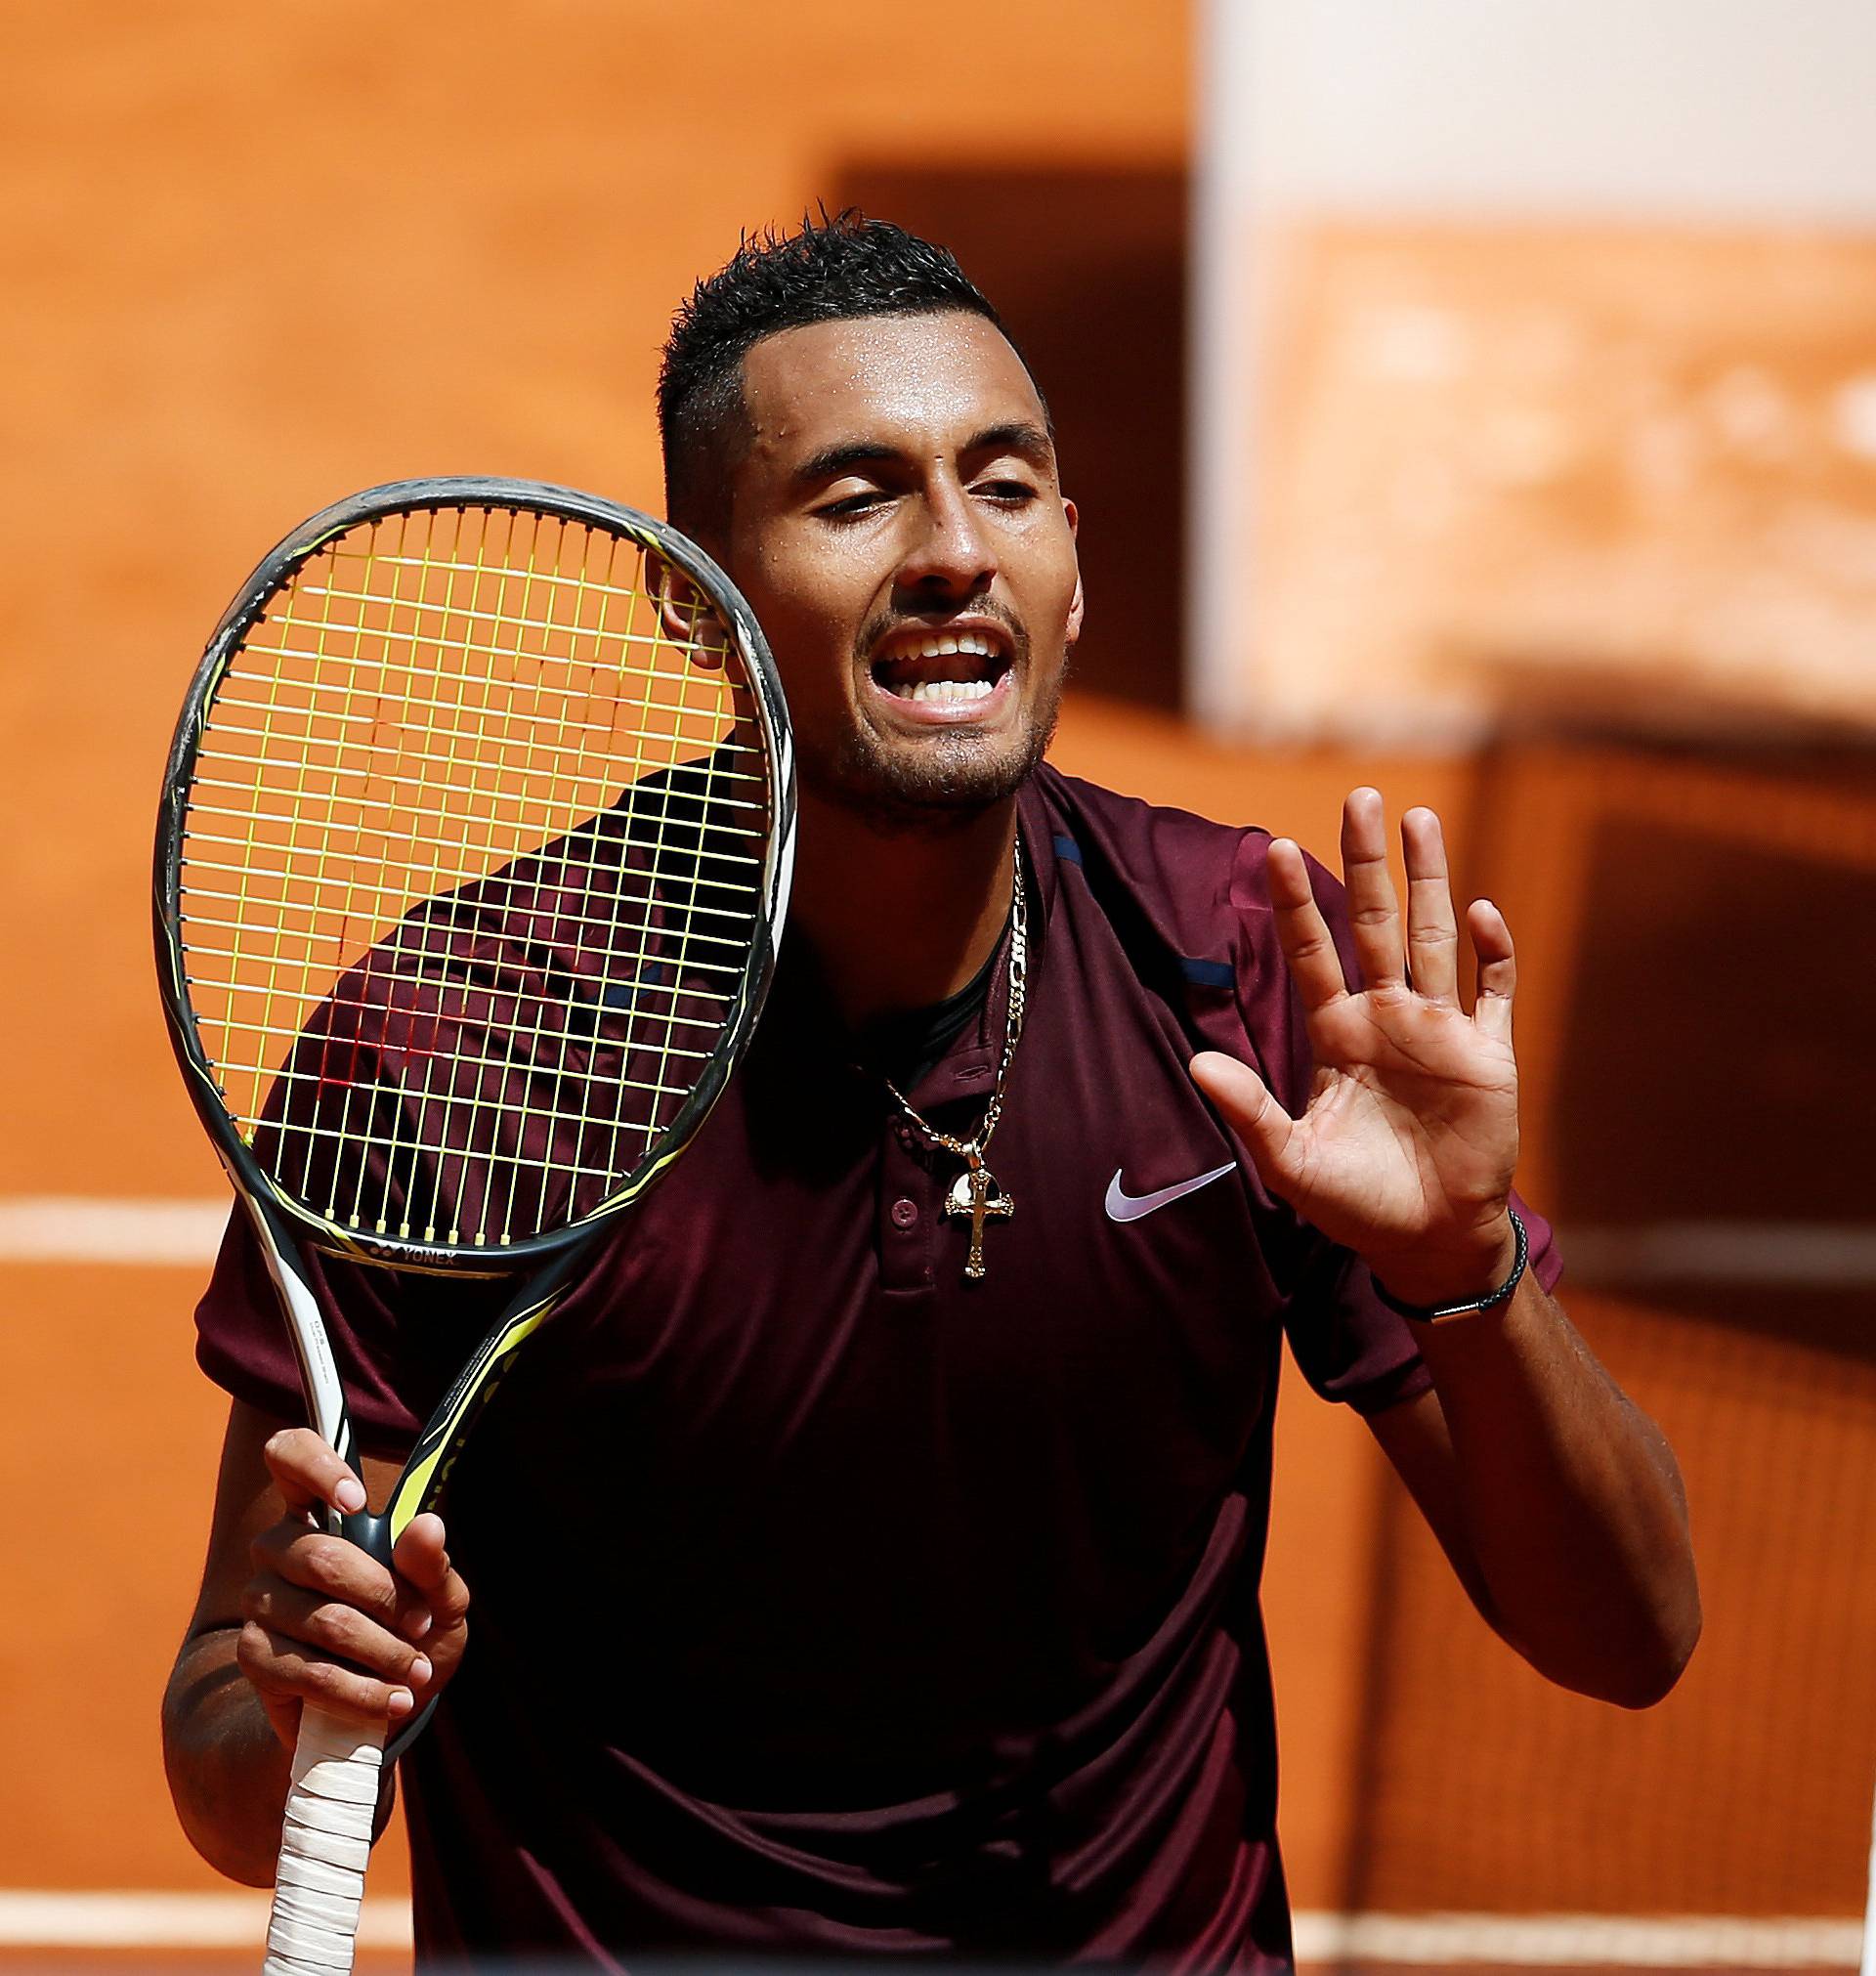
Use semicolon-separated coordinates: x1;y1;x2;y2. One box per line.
803;638;1069;838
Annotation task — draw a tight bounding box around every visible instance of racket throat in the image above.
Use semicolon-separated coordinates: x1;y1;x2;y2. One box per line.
333;1503;394;1565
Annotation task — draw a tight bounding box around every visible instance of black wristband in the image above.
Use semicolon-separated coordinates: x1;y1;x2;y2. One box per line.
1373;1209;1528;1322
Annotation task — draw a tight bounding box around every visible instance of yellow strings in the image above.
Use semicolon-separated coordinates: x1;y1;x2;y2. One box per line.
179;503;762;1251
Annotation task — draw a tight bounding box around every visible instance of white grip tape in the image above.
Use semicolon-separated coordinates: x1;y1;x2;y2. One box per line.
277;1852;363;1898
262;1705;385;1975
280;1821;371;1874
274;1880;362;1931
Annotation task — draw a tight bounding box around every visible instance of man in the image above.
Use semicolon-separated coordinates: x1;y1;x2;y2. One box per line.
164;215;1699;1970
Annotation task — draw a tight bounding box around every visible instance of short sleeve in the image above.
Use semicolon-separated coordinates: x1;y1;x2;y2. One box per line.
193;1207;499;1460
1221;830;1565;1416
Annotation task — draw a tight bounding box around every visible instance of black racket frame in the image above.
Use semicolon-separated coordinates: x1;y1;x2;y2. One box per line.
153;476;795;1279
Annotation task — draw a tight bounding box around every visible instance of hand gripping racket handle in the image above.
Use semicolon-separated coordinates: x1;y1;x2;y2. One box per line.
262;1707;386;1975
242;1205;385;1971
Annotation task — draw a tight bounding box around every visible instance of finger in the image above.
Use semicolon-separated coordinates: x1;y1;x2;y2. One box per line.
236;1621;418;1728
389;1513;449;1595
250;1522;405;1633
262;1428;366;1523
391;1514;472;1640
1340;788;1405;991
1469;897;1516;1040
1189;1052;1305;1203
239;1577;435;1691
1401;806;1460;1006
1265;838;1352;1014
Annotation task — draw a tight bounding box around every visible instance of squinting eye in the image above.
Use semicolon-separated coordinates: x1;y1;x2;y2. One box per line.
821;491;889;519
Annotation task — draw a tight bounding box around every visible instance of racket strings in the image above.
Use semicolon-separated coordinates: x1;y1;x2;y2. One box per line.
178;503;767;1251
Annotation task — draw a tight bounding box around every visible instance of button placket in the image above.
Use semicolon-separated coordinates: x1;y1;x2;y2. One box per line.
877;1120;937;1295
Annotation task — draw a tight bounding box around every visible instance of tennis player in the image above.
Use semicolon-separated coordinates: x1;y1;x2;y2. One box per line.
164;214;1700;1971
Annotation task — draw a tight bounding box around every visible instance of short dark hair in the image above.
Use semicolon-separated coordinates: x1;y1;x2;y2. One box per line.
658;210;1038;536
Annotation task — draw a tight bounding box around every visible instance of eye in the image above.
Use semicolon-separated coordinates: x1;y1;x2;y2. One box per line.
976;476;1039;506
816;488;892;521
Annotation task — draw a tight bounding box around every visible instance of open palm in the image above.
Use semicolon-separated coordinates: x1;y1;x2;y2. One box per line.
1192;791;1520;1309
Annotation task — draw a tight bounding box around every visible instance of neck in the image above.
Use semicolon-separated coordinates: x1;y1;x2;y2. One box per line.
789;789;1020;1029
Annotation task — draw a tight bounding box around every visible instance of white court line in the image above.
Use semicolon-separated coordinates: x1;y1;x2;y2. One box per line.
0;1197;227;1266
1565;1224;1876;1289
1863;1775;1876;1976
0;1895;1858;1962
3;1199;1875;1288
0;1889;408;1947
1293;1910;1864;1967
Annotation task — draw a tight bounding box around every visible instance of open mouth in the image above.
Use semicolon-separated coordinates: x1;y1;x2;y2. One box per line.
869;625;1014;708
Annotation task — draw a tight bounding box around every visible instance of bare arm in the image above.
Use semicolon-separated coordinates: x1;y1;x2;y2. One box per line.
1366;1289;1696;1705
162;1399;469;1885
1193;790;1698;1708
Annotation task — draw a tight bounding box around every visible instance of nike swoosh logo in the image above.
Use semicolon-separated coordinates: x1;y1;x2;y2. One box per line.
1104;1161;1237;1224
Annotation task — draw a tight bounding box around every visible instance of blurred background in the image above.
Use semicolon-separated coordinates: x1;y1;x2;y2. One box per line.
2;1;1871;1969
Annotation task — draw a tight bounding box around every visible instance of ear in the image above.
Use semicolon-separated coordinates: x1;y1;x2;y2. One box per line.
654;563;728;671
1063;497;1084;648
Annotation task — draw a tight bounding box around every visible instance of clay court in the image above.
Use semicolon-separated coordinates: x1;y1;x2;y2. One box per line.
4;4;1873;1970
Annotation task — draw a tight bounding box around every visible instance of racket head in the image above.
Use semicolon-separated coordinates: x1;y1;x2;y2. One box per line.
155;477;794;1272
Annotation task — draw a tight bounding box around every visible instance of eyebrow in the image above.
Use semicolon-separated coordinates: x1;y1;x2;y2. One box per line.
791;420;1055;488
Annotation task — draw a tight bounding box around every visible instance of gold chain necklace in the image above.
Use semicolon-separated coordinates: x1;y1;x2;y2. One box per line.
882;841;1027;1283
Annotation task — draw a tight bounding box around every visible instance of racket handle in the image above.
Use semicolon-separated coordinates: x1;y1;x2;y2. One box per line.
261;1705;385;1975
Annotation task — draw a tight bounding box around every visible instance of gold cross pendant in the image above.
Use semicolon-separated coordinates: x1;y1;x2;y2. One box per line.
947;1161;1014;1282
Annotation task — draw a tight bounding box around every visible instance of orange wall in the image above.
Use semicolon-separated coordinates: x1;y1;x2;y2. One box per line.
1234;219;1876;741
0;0;1194;1912
4;0;1189;1207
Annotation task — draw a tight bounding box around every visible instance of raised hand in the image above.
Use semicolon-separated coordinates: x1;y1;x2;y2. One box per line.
1191;789;1520;1309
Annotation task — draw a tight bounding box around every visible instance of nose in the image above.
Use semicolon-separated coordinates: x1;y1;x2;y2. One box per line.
895;475;997;601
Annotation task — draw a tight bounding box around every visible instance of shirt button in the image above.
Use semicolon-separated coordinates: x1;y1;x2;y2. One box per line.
890;1197;919;1229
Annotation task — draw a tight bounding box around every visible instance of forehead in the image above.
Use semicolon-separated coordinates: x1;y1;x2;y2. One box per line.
736;312;1048;466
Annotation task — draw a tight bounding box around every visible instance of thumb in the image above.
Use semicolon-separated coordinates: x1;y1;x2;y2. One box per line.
391;1512;452;1600
1189;1052;1302;1197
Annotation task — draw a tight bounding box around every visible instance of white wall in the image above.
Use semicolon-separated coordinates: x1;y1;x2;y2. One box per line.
1225;0;1876;225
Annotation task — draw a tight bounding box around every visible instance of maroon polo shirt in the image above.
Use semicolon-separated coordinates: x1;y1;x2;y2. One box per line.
195;761;1559;1971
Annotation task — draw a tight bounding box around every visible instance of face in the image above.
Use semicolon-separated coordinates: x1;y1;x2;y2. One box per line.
710;311;1083;833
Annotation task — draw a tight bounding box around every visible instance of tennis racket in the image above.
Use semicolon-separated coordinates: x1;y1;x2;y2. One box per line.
153;478;794;1975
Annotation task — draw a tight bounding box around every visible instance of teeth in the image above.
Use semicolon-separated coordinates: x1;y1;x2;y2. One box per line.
900;677;997;705
887;632;996;663
874;629;1004;706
